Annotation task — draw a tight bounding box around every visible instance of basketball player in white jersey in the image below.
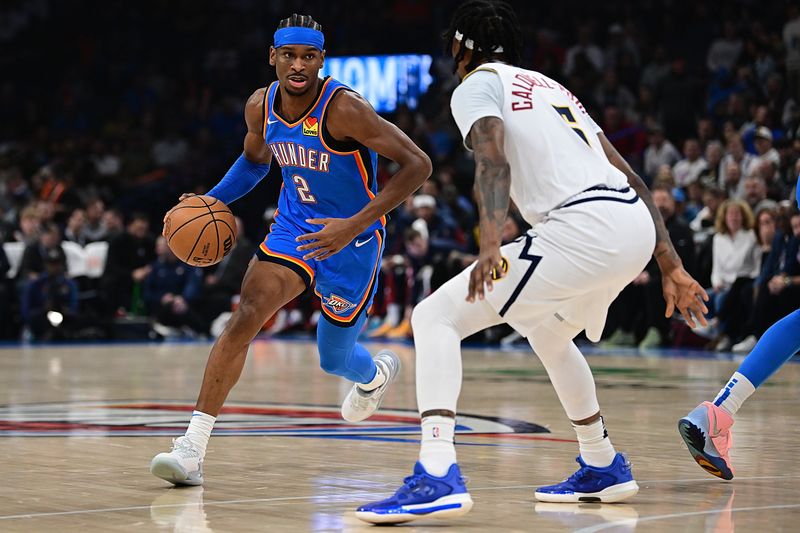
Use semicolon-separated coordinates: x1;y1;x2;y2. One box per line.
355;1;709;524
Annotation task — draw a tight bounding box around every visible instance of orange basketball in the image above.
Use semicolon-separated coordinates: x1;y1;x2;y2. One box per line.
163;195;236;267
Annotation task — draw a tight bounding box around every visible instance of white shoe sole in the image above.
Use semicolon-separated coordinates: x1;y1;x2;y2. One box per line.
355;493;473;524
535;480;639;503
150;454;203;486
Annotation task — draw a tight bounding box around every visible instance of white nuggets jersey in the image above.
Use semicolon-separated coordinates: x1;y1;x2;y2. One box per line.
450;62;629;225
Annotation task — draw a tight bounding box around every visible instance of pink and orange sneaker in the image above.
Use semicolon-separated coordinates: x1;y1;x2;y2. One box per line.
678;401;735;480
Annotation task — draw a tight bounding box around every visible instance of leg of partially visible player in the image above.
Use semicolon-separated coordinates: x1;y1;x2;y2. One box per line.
150;259;306;486
679;308;800;480
355;271;502;524
315;314;401;422
528;318;638;503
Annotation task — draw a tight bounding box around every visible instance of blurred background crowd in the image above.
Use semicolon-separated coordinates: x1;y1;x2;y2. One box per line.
2;0;800;351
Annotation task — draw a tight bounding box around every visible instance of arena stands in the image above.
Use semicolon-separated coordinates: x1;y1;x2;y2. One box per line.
1;0;799;348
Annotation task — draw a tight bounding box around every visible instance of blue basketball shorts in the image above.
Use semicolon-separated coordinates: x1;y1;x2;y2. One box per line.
257;221;384;327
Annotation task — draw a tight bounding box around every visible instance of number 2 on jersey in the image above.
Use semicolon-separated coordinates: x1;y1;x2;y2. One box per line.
293;175;317;204
552;105;590;147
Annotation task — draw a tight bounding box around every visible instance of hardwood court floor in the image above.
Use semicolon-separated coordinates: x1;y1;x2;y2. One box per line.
1;339;799;532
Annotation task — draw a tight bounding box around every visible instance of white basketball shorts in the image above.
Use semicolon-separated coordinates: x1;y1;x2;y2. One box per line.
462;186;656;341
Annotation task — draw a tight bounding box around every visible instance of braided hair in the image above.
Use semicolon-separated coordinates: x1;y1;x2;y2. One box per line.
277;13;322;32
444;0;522;72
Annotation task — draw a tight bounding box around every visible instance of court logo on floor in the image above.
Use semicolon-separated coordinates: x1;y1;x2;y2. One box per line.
0;401;548;437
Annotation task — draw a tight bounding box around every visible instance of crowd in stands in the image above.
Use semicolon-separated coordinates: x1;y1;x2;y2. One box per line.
1;0;799;350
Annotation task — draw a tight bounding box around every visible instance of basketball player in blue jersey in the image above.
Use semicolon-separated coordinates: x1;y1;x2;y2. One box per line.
678;183;800;480
149;13;432;486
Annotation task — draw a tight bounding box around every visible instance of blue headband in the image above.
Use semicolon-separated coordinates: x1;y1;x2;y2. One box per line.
274;27;325;50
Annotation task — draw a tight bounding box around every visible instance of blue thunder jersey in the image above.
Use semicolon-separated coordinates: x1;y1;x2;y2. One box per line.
263;77;386;234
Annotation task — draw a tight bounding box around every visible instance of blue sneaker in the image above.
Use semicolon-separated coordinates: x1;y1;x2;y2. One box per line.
355;462;473;524
535;453;639;503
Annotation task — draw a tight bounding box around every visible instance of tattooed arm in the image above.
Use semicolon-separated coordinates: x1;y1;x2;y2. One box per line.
597;133;709;327
466;116;511;302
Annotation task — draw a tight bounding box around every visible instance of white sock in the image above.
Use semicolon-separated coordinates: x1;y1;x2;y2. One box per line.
357;364;386;391
713;371;755;416
419;415;456;477
185;410;216;456
574;418;616;467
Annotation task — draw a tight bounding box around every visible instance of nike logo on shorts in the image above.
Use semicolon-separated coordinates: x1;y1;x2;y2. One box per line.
355;236;373;248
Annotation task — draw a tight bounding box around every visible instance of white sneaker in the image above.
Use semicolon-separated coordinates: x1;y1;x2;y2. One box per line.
732;335;757;353
341;350;401;423
150;436;204;486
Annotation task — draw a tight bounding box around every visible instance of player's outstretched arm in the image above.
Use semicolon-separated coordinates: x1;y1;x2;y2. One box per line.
296;91;432;261
597;132;709;327
466;116;510;303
